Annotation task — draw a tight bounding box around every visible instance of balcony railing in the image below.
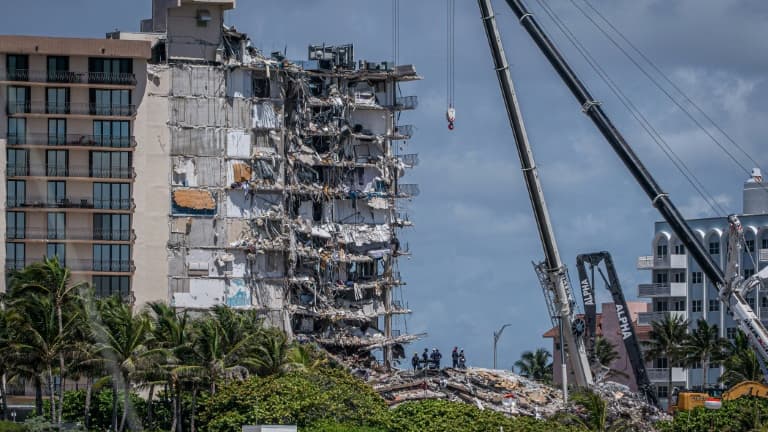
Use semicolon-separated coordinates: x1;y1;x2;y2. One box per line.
396;154;419;168
6;197;134;211
638;310;687;326
638;282;687;297
397;183;420;197
6;164;134;179
5;133;136;148
1;69;137;86
392;96;418;110
636;254;687;270
5;228;134;242
5;258;134;272
646;367;686;382
392;124;414;139
7;102;136;117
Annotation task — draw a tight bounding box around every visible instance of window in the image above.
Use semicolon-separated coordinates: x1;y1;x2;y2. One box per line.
46;56;71;83
748;296;756;309
691;271;703;284
654;357;668;369
691;300;702;313
90;89;130;116
7;86;30;113
8;118;26;144
93;276;130;298
6;212;25;239
46;88;70;114
710;362;720;369
674;244;685;255
7;54;29;81
48;119;67;145
656;243;668;258
763;238;768;250
90;151;131;179
7;149;28;176
673;300;685;311
265;252;280;273
46;243;65;264
655;272;669;284
88;58;133;84
746;239;756;253
673;272;686;283
709;241;720;255
93;183;131;209
93;214;130;241
93;121;130;147
763;296;768;308
47;213;65;240
6;243;25;270
92;244;131;272
312;201;322;222
727;327;737;340
7;180;25;207
655;301;669;312
745;268;756;278
690;360;702;369
709;299;720;312
657;386;668;399
46;150;68;177
47;181;66;206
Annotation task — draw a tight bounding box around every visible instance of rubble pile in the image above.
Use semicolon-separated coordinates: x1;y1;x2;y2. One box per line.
356;366;669;428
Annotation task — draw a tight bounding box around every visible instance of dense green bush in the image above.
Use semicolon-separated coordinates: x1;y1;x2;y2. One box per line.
389;400;579;432
51;389;147;431
657;396;768;432
0;420;26;432
199;368;390;432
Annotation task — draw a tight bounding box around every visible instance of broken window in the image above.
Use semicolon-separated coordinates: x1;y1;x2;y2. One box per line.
253;76;270;98
312;201;323;222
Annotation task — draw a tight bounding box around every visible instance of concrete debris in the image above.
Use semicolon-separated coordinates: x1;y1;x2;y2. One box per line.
172;189;216;210
350;366;670;429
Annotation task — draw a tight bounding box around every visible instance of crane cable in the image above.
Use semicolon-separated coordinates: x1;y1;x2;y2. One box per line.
446;0;456;130
570;0;767;187
532;0;727;217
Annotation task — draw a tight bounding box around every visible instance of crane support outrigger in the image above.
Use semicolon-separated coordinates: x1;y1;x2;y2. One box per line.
501;0;768;382
477;0;594;393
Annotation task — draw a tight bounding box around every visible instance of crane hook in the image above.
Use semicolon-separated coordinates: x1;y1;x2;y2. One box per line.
446;107;456;131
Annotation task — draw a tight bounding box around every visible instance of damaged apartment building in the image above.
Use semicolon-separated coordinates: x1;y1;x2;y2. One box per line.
8;0;425;364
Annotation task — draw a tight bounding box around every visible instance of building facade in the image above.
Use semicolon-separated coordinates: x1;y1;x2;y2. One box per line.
638;170;768;404
1;0;421;366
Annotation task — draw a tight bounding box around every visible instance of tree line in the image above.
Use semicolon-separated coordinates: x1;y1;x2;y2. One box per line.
0;257;322;432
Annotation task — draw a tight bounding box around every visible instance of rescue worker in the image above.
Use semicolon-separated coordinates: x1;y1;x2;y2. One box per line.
451;346;459;368
432;348;443;369
411;352;420;371
422;348;429;367
458;349;466;369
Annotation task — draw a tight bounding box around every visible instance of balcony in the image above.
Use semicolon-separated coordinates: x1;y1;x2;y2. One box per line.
0;70;136;86
5;133;136;149
760;249;768;262
5;259;134;273
392;96;418;111
7;102;136;117
396;154;419;168
391;124;414;139
7;164;134;180
637;254;687;270
646;367;687;383
6;228;134;242
638;282;687;298
6;197;134;212
396;183;420;197
638;310;687;326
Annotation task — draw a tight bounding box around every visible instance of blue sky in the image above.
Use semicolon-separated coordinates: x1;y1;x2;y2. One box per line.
4;0;767;370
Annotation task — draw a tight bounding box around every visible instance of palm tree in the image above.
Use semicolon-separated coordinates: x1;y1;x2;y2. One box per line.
8;256;87;425
720;330;763;387
514;348;553;382
254;330;291;376
287;343;328;371
643;313;688;406
557;390;635;432
681;318;727;388
595;337;620;367
94;296;162;432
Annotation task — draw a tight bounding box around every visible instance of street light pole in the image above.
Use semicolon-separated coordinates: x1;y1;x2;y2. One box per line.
493;323;512;370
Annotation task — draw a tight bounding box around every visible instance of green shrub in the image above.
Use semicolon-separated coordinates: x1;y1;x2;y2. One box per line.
657;396;768;432
0;420;26;432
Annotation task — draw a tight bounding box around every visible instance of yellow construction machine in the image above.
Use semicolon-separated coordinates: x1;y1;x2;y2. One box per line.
669;381;768;413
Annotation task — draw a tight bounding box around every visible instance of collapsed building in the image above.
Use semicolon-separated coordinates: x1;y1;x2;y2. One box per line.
138;1;422;365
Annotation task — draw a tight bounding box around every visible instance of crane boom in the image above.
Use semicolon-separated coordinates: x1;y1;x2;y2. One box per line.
502;0;768;381
477;0;593;389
